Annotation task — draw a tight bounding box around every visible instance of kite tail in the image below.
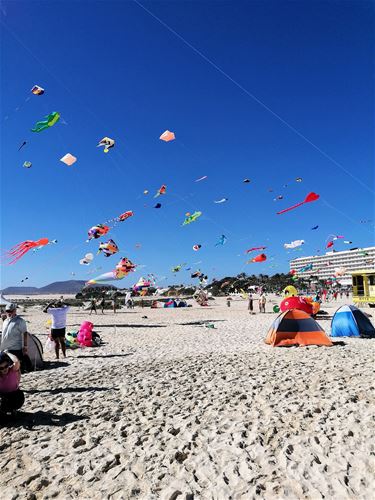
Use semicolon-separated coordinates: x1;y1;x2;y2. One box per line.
276;201;304;215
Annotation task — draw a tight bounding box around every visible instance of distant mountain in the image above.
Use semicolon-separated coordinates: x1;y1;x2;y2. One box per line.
2;280;87;295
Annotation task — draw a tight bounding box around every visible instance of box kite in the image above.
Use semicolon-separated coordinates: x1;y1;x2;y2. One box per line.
60;153;77;166
160;130;175;142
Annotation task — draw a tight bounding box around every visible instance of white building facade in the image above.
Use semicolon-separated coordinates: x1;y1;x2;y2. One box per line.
290;247;375;285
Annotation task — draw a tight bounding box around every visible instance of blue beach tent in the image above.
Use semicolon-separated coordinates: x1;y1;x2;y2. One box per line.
331;305;375;338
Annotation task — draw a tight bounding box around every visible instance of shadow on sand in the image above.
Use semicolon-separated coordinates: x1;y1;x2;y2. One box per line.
24;386;118;395
178;319;227;326
0;410;88;428
76;353;134;359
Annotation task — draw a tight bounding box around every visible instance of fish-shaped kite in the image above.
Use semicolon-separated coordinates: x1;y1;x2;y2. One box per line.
31;112;60;132
214;198;228;204
87;257;136;284
284;240;305;249
98;239;119;257
277;192;320;215
87;224;109;241
118;211;134;222
154;184;166;198
247;253;267;263
182;211;202;225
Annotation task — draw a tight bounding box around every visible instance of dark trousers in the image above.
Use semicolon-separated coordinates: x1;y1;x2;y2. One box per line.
8;350;33;373
0;389;25;412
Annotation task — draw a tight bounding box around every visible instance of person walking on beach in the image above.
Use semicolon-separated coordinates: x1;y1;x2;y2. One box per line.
99;296;106;314
89;298;97;315
0;303;31;373
248;293;254;314
112;297;117;314
0;351;25;416
259;293;266;313
44;300;69;359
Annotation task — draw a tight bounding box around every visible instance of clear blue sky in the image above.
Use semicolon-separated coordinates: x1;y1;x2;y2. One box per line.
1;0;374;288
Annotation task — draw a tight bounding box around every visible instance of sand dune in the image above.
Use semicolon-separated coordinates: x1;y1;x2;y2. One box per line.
1;297;374;499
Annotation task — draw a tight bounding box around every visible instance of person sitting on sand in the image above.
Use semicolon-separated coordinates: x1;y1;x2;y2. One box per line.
44;300;69;359
0;351;25;416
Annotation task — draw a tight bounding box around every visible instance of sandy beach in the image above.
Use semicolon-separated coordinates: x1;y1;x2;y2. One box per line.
1;296;374;499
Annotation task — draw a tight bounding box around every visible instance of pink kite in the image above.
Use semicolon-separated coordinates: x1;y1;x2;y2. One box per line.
245;246;267;253
5;238;50;264
326;241;334;249
277;192;320;215
160;130;175;142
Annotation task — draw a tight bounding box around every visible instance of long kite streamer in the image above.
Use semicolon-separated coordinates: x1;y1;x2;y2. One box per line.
277;192;320;215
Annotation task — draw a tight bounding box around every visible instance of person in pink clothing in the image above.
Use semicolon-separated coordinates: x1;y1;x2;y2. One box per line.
0;351;25;415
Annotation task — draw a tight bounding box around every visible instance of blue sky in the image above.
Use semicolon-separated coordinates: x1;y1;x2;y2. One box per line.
1;0;374;288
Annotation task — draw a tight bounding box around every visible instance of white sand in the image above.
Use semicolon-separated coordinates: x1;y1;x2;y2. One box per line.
1;296;374;499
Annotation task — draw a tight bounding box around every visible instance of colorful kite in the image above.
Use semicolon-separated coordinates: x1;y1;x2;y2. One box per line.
23;161;32;168
5;238;50;264
60;153;77;166
277;192;319;215
245;246;266;253
154;184;166;198
160;130;175;142
87;224;109;241
182;211;202;225
284;240;305;249
97;137;115;153
172;264;183;273
31;85;45;95
247;253;267;263
214;198;228;204
98;239;119;257
118;211;134;222
215;235;227;246
87;257;136;284
31;112;60;132
195;176;207;182
193;244;202;251
80;253;94;265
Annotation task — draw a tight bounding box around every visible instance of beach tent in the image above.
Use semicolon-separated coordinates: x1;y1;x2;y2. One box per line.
27;333;44;370
331;305;375;338
265;309;332;347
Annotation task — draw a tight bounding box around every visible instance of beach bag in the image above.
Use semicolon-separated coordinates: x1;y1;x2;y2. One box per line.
44;337;55;352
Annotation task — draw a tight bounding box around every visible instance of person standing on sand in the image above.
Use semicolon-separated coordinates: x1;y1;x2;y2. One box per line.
0;303;31;373
259;293;266;313
89;298;97;315
99;296;106;314
44;300;69;359
112;297;117;314
248;293;254;314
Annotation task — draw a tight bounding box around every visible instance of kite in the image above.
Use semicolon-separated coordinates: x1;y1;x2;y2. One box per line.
214;198;228;204
5;238;50;264
274;195;283;201
21;277;29;283
60;153;77;166
18;141;27;151
133;276;153;293
118;211;134;222
284;240;305;249
277;192;320;215
311;225;319;230
195;176;207;182
245;246;267;253
344;240;352;244
97;137;115;153
80;253;94;265
295;177;302;182
326;241;334;248
98;239;119;257
247;253;267;263
159;130;175;142
31;85;44;95
193;244;202;251
243;179;251;183
31;112;60;132
154;185;166;197
299;263;313;272
215;235;227;246
23;161;32;168
172;265;183;273
154;203;162;209
182;211;202;225
32;239;57;252
87;224;109;241
143;190;149;195
87;257;136;284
